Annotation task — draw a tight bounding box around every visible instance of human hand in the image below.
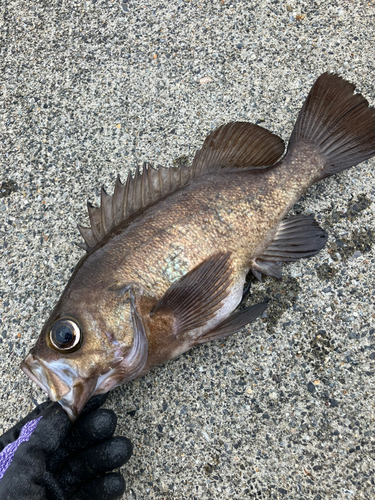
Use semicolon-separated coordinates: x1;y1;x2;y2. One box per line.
0;394;132;500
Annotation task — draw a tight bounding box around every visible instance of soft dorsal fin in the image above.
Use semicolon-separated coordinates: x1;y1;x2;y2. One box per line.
191;121;285;173
78;123;285;251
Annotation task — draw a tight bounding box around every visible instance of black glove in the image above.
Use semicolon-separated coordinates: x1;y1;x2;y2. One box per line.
0;394;132;500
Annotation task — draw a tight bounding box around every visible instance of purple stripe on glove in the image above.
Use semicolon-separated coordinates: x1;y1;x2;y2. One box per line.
0;417;42;481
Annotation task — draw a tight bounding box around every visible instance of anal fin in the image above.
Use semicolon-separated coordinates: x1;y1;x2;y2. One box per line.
252;261;281;281
194;302;268;345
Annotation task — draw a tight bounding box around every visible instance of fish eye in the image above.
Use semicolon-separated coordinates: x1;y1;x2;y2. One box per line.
49;318;81;352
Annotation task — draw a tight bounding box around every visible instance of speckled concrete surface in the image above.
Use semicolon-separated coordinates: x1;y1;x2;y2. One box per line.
1;1;375;499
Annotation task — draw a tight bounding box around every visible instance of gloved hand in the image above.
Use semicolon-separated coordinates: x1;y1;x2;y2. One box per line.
0;394;132;500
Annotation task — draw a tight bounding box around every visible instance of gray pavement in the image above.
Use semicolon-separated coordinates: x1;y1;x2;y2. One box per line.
1;1;375;499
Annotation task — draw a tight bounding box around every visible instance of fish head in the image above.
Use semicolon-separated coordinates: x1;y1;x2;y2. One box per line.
21;283;149;420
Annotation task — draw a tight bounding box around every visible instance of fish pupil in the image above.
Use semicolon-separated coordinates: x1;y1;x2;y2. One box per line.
50;318;80;351
54;325;73;345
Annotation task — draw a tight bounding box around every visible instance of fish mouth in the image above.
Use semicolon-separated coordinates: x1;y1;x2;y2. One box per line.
21;353;97;421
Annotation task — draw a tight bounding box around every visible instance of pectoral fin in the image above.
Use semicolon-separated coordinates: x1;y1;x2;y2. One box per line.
252;215;327;280
195;301;268;345
151;252;233;337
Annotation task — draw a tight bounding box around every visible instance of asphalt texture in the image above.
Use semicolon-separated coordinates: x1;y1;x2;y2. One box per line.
1;1;375;499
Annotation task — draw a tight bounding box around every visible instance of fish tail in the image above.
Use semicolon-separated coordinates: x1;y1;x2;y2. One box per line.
286;73;375;178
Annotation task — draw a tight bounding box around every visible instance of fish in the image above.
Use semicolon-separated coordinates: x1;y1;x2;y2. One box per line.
21;73;375;420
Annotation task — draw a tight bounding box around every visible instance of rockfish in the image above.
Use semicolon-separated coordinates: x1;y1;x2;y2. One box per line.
21;73;375;420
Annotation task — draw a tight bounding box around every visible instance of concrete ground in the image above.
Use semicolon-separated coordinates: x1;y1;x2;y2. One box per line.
1;1;375;499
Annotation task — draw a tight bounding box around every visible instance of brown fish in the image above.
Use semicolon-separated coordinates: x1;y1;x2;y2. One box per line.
21;73;375;420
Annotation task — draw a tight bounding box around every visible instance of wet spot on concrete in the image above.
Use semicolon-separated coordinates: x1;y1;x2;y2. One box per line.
310;330;334;364
316;263;337;281
204;463;215;475
173;155;190;167
0;180;18;198
245;275;301;334
323;193;372;227
328;229;375;262
346;194;372;221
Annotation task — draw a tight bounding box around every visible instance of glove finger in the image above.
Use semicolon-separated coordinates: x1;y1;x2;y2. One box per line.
71;473;125;500
81;393;108;414
48;403;115;471
43;470;68;500
60;436;132;494
50;409;117;467
77;408;117;443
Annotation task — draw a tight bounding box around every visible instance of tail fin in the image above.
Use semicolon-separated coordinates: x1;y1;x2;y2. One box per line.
287;73;375;177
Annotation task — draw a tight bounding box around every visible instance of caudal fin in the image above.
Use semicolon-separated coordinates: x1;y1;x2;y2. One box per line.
287;73;375;177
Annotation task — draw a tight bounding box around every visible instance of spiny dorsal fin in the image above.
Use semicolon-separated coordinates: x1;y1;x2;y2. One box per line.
78;123;285;251
77;161;191;251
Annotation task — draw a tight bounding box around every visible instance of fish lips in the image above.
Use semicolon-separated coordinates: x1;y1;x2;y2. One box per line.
21;353;98;421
